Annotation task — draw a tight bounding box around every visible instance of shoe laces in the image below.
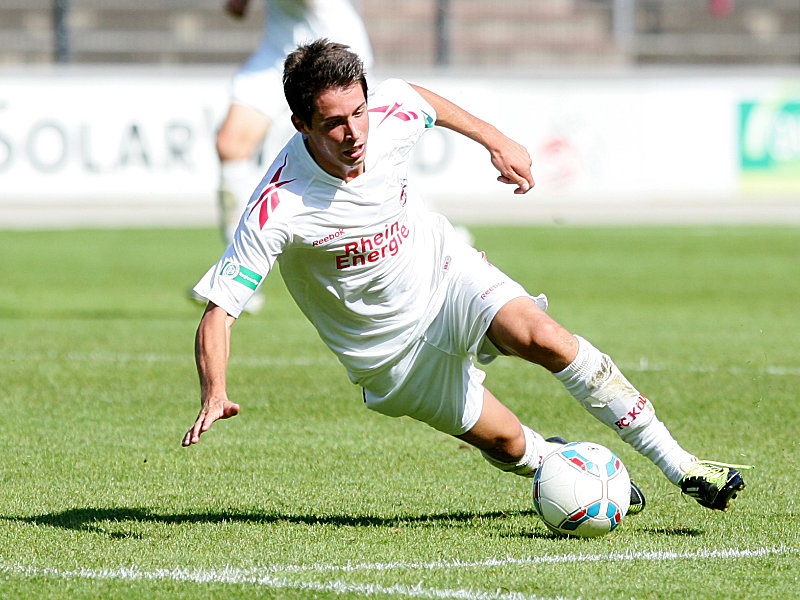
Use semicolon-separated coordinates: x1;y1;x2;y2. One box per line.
684;460;754;485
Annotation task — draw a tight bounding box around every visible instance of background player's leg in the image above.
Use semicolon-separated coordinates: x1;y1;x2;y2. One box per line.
216;103;271;243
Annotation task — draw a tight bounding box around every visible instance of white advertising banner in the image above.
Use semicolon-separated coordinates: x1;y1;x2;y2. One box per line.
0;68;228;203
408;74;740;201
1;67;799;227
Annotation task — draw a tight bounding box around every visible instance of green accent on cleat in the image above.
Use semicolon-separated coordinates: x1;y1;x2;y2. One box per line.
680;460;754;511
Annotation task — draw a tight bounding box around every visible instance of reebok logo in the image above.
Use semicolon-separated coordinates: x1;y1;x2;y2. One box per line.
312;229;345;247
480;281;506;300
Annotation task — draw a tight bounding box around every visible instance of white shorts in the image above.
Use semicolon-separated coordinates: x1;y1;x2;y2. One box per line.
361;245;548;436
229;53;302;164
230;51;287;119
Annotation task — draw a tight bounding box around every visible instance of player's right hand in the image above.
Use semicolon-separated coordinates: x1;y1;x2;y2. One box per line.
490;138;535;195
182;397;240;446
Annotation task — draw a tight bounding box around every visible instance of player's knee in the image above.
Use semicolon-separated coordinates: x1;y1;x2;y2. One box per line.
216;130;237;162
491;301;576;371
516;318;576;372
216;128;251;162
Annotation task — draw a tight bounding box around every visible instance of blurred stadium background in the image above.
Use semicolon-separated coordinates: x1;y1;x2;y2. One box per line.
4;0;800;67
2;0;800;226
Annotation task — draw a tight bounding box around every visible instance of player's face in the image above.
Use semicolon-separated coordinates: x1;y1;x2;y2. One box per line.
294;83;369;182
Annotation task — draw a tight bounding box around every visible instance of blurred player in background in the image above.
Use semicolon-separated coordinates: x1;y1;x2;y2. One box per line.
212;0;373;311
184;40;751;514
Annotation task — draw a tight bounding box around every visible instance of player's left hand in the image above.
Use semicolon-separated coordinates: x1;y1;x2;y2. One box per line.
490;138;535;194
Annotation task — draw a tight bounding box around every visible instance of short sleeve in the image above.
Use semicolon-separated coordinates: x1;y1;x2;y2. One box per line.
192;207;290;317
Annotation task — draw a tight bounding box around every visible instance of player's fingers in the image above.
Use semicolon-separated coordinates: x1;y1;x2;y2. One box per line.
512;163;535;193
200;409;221;432
182;411;211;446
183;422;202;446
492;142;533;193
497;173;533;194
182;427;195;446
182;423;197;446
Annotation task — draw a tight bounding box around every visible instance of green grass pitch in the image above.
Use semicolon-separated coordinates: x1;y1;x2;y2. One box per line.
0;225;798;599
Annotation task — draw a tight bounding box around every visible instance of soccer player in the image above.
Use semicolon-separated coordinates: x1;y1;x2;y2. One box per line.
183;39;751;512
212;0;373;311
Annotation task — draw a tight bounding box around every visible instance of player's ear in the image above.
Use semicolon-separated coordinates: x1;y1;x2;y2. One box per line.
291;114;309;135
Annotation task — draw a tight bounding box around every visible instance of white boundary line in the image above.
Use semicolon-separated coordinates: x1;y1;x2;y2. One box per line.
0;563;567;600
1;350;798;376
0;547;795;599
255;545;797;574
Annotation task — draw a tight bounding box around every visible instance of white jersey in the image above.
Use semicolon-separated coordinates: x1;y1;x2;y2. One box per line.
233;0;373;133
259;0;373;64
195;79;454;382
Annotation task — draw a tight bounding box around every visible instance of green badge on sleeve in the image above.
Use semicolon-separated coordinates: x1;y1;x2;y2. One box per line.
221;261;263;290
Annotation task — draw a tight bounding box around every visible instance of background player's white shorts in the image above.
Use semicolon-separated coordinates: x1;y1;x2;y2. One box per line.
361;245;548;436
230;50;287;118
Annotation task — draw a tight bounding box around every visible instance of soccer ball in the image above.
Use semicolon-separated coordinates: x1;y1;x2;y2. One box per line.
533;441;631;537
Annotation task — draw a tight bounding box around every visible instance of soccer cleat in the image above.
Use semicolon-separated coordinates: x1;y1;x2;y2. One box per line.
545;436;569;445
545;437;646;516
680;460;753;511
627;480;646;516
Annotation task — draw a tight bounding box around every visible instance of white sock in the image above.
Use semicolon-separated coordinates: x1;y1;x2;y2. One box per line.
219;159;263;244
481;425;558;477
553;336;695;485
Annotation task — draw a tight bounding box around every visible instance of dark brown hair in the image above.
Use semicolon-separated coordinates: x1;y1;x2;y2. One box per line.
283;38;368;127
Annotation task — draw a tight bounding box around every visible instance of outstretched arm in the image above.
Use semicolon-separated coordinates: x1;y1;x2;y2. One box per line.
410;84;534;195
182;302;240;446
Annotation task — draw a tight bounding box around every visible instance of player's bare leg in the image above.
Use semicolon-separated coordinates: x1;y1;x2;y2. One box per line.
487;297;578;372
487;296;751;509
456;389;524;462
217;103;271;161
456;389;563;476
488;297;695;483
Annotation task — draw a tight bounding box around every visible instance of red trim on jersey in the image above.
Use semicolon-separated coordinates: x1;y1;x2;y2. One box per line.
249;154;296;229
369;102;420;125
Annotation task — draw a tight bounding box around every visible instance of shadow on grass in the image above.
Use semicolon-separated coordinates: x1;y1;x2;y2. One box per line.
641;526;703;537
510;525;704;541
3;506;540;538
4;509;705;541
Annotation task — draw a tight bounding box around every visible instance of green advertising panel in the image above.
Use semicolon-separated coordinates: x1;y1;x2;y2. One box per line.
739;99;800;193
